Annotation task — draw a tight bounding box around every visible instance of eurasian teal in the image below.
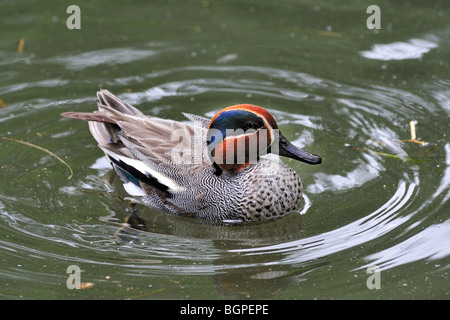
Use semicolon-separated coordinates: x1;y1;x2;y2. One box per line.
62;90;321;222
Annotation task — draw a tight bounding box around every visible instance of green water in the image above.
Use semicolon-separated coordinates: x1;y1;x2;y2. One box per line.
0;0;449;299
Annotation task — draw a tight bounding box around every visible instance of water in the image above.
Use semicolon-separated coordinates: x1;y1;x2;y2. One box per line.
0;0;449;299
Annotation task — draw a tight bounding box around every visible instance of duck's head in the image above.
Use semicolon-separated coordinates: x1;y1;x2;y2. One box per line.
207;104;321;173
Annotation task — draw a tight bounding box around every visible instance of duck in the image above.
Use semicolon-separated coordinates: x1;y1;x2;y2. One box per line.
61;90;321;223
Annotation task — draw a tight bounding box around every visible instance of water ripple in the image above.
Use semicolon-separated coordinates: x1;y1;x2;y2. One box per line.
0;61;448;298
360;37;438;61
50;48;158;71
362;218;450;270
228;178;417;260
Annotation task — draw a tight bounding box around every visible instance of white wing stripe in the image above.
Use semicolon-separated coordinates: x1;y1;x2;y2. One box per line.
102;148;185;193
123;182;147;196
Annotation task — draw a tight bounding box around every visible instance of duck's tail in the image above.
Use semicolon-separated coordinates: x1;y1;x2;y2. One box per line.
61;89;143;146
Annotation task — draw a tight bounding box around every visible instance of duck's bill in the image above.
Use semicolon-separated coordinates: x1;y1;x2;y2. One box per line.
278;134;322;165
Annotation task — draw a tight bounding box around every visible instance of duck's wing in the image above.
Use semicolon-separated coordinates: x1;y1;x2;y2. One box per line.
62;90;211;197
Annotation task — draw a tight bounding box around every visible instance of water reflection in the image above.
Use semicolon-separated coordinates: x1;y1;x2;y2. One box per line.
228;177;417;258
95;173;428;298
103;174;321;298
362;218;450;271
432;143;450;201
51;48;158;71
360;37;439;61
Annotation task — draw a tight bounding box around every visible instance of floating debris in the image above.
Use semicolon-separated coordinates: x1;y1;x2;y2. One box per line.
17;37;25;53
72;222;84;231
1;136;73;179
76;282;95;289
348;145;418;163
130;287;166;299
216;53;238;64
348;120;431;163
401;120;427;145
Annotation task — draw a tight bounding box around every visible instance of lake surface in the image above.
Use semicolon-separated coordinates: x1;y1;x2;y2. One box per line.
0;0;449;299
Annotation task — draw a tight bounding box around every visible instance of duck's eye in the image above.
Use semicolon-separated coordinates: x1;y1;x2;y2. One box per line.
243;121;257;131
